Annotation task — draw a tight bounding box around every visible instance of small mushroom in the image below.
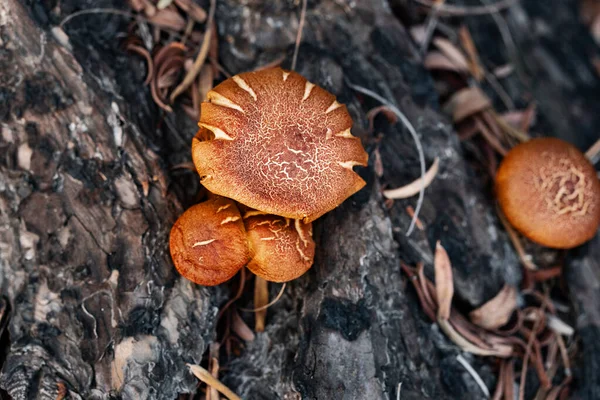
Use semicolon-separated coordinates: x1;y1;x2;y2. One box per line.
496;137;600;248
243;211;315;282
169;196;250;285
192;67;368;223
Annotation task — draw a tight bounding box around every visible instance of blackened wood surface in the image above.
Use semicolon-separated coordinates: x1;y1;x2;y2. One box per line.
0;0;598;399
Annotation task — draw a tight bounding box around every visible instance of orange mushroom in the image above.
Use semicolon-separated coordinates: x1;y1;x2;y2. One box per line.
496;137;600;249
192;67;368;223
169;196;250;286
243;211;315;282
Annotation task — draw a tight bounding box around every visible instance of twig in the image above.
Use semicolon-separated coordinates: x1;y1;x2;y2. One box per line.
188;364;241;400
412;0;518;17
240;283;287;312
291;0;307;71
420;0;447;55
456;354;491;398
519;306;545;400
169;0;216;103
60;8;136;28
585;138;600;163
345;81;427;237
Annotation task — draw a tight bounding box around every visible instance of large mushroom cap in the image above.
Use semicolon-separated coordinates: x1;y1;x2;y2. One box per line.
244;212;315;282
192;67;368;223
169;197;250;286
496;138;600;249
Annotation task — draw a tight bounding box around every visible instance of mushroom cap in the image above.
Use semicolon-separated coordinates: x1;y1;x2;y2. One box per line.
496;138;600;249
244;212;315;282
192;67;368;223
169;197;250;286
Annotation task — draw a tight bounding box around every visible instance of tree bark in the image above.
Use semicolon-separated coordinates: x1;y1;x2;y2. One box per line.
0;0;598;399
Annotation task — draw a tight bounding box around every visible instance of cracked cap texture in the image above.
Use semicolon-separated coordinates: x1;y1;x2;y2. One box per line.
192;67;368;223
244;212;315;282
169;197;250;286
496;138;600;249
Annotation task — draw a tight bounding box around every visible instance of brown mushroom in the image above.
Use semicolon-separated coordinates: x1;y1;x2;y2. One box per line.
169;196;250;286
192;67;368;223
243;211;315;282
496;137;600;249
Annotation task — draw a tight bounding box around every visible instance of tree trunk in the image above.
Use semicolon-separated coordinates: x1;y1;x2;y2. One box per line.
0;0;598;399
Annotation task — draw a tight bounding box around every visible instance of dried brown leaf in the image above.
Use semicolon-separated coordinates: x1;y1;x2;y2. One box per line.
443;87;491;123
175;0;207;22
469;285;517;330
231;310;255;342
383;157;439;199
433;37;470;72
254;276;268;332
148;8;186;31
434;241;453;320
458;26;484;81
424;51;468;73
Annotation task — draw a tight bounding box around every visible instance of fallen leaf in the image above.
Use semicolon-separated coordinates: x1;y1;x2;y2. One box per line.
148;8;187;31
470;285;517;330
383;157;440;199
175;0;208;23
424;51;469;73
433;37;470;73
443;87;491;123
434;241;453;320
458;26;484;81
232;310;255;342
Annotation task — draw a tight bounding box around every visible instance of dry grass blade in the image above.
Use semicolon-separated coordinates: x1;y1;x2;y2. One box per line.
383;158;440;199
405;206;424;230
456;354;490;398
188;364;241;400
434;241;453;320
433;37;470;72
254;276;268;332
470;285;517;330
443;87;491;123
170;0;216;103
207;343;221;400
496;206;537;270
458;26;484;81
437;318;512;357
291;0;308;71
585;138;600;164
475;117;508;156
240;283;287;313
198;63;214;102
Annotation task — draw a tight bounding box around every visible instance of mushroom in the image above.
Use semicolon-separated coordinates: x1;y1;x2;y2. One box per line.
191;67;368;223
495;137;600;249
169;196;250;286
243;211;315;282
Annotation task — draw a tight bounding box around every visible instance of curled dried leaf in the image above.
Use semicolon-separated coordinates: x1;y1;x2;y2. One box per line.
470;285;517;330
434;241;453;320
433;37;470;72
383;157;439;199
443;87;491;123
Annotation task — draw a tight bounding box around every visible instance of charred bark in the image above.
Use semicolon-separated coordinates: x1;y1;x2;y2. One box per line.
0;0;598;399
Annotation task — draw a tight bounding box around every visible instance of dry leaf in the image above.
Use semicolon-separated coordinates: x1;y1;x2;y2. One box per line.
434;241;453;320
383;157;439;199
175;0;208;23
232;310;255;342
254;276;268;332
148;8;187;31
458;26;484;81
433;37;470;72
424;51;469;73
469;285;517;330
443;87;491;123
409;25;427;45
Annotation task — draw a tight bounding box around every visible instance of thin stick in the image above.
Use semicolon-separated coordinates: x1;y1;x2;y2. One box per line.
585;138;600;164
346;81;427;236
519;307;545;400
420;0;447;54
169;0;216;103
291;0;307;71
456;354;491;398
240;283;287;312
60;8;136;28
412;0;518;17
188;364;241;400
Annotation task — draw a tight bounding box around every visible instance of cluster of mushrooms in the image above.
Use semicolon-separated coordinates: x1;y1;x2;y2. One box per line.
170;67;368;286
170;67;600;287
